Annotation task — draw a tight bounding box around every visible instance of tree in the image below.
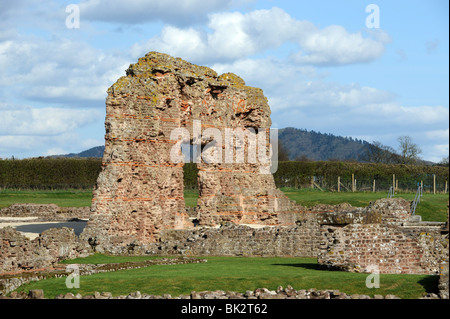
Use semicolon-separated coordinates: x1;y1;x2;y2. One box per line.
277;142;290;161
397;135;422;165
438;155;449;167
362;141;400;164
295;154;311;162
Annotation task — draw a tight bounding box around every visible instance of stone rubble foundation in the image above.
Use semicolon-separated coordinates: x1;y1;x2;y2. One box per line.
3;286;410;300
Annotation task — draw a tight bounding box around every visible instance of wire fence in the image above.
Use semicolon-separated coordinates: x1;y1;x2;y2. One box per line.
275;174;448;194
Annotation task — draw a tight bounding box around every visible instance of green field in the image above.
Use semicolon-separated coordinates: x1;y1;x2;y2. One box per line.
1;188;447;222
280;188;449;222
0;189;93;208
14;254;438;299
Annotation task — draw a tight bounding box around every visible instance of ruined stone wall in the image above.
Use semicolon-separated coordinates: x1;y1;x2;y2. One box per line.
82;52;295;251
86;201;365;257
111;212;321;257
0;204;90;220
317;198;449;275
439;259;449;299
318;224;447;274
0;227;90;274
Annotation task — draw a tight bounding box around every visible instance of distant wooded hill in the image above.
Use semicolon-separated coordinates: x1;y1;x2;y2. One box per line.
50;146;105;159
278;127;371;161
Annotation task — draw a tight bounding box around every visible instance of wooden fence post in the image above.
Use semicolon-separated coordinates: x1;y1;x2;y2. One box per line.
338;176;340;192
445;180;448;194
433;174;436;194
393;174;395;191
373;179;376;192
352;174;355;192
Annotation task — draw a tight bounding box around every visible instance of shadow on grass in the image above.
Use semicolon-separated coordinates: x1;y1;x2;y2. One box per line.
271;263;319;270
417;275;440;294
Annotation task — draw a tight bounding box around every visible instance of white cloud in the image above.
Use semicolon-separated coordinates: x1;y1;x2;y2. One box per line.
80;138;104;150
0;34;129;105
0;103;104;158
133;26;208;61
0;132;100;159
425;128;450;140
0;105;101;136
212;56;448;164
44;147;68;156
133;7;390;66
0;0;32;24
291;26;391;66
358;103;449;125
212;57;395;112
206;8;307;60
419;144;449;164
79;0;237;25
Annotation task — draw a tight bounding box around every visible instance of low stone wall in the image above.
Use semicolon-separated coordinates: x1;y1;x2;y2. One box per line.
318;223;448;274
160;219;320;257
89;213;322;257
4;286;404;299
317;198;449;275
85;203;365;256
439;259;449;299
0;226;90;274
0;204;90;221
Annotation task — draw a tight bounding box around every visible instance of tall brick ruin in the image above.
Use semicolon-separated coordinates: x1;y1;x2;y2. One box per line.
81;52;295;250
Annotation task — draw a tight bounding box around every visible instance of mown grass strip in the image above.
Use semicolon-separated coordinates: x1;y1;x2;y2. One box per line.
0;189;93;208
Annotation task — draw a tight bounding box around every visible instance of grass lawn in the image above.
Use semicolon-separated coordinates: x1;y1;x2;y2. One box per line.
0;189;93;208
183;189;199;208
14;255;438;299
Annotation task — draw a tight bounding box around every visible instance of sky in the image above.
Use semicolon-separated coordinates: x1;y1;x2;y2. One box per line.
0;0;448;162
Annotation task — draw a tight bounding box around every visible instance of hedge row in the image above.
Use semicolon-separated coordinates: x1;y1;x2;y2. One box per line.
0;158;448;191
0;158;103;190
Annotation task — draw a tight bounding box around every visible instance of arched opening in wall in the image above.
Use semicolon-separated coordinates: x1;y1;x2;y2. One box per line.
180;142;199;219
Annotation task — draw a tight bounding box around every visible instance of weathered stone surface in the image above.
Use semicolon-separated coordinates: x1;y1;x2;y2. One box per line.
0;227;52;272
317;198;449;274
28;289;44;299
0;226;90;275
439;257;449;299
38;227;90;262
0;203;90;220
81;51;295;251
6;287;404;299
131;219;321;257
